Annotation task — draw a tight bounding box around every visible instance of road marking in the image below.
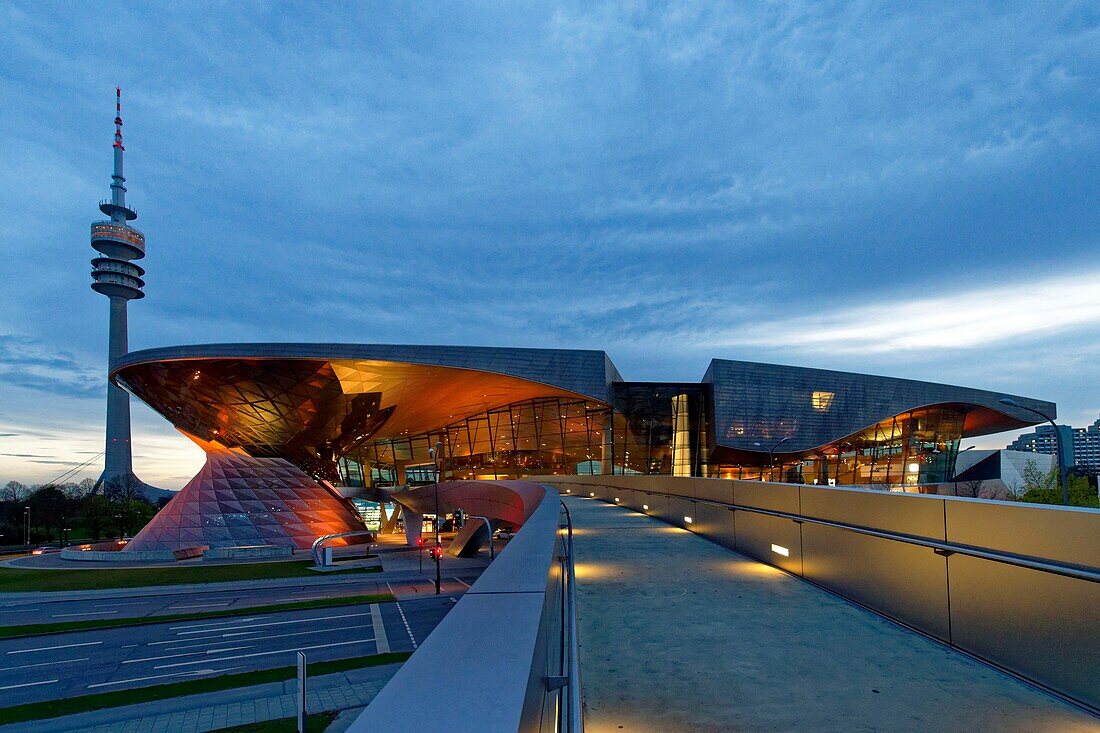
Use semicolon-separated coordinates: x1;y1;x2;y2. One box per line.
370;604;390;654
173;611;373;637
453;576;471;588
169;617;261;631
51;610;119;618
387;582;417;649
169;603;231;610
153;638;376;670
160;622;376;652
123;645;255;664
7;641;102;655
86;668;233;689
0;679;58;691
0;657;88;672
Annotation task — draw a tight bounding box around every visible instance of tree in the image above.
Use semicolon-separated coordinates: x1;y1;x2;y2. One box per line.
2;481;27;503
958;478;985;499
82;495;112;543
1019;459;1099;508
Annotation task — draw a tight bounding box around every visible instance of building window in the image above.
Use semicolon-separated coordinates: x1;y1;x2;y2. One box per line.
812;391;835;412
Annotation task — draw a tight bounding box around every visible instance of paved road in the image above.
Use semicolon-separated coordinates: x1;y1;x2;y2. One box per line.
565;495;1099;733
0;575;478;628
0;593;457;707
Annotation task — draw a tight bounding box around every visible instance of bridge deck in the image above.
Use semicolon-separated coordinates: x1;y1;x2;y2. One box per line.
565;495;1098;732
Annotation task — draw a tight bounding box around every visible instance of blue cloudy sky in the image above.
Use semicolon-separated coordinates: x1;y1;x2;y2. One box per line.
1;2;1098;487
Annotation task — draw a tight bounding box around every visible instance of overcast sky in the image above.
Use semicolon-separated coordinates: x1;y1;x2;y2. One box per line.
1;2;1098;488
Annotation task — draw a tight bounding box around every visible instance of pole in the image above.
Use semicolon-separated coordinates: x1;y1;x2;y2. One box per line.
430;441;442;595
24;507;29;546
999;399;1068;505
296;651;307;733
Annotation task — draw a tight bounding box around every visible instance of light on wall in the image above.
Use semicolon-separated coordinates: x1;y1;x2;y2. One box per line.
614;497;620;503
642;504;649;511
771;543;790;557
684;516;693;524
907;463;920;473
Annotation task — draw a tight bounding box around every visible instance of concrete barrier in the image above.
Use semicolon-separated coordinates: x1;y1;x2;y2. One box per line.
349;482;578;732
537;474;1100;714
202;544;293;560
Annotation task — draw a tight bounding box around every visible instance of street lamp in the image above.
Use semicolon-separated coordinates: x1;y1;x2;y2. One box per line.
952;445;975;495
428;441;443;595
23;506;30;547
753;437;791;481
999;397;1068;506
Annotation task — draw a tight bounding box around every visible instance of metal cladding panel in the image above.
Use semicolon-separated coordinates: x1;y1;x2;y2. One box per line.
948;555;1100;709
703;359;1056;453
114;343;620;403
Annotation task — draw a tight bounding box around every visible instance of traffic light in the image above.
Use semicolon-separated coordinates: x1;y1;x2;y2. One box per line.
430;545;444;561
416;537;425;547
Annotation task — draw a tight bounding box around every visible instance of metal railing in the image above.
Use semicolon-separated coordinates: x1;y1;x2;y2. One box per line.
309;530;375;566
674;497;1100;583
558;500;584;733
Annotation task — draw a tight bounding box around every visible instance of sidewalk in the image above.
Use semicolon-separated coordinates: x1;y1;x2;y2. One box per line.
0;663;399;733
565;496;1099;732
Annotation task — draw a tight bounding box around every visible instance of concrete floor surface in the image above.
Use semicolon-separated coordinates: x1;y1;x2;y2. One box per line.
566;496;1100;733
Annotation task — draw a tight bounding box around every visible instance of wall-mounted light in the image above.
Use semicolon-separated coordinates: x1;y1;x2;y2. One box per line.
642;504;649;511
907;463;920;473
614;497;620;503
684;516;693;524
589;492;595;497
771;543;790;557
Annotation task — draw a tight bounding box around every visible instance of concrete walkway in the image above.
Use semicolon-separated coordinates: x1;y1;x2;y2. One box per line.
565;496;1100;733
0;663;400;733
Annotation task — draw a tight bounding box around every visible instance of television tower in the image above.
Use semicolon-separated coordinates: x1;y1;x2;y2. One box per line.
90;88;149;494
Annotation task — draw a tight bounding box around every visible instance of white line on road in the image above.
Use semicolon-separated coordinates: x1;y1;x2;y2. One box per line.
158;623;376;653
0;679;58;691
7;641;102;655
86;667;235;689
0;657;89;673
453;576;471;588
123;645;256;664
387;582;417;649
169;603;231;610
168;617;261;631
51;611;119;618
173;611;373;637
370;604;390;654
153;638;377;670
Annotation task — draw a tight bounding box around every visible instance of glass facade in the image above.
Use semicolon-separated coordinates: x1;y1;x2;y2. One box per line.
342;396;613;482
713;406;965;489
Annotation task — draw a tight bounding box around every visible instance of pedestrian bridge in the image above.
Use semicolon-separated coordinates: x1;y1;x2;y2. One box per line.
352;476;1099;732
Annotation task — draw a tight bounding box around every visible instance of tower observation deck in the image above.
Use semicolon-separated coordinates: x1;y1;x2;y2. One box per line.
91;88;152;496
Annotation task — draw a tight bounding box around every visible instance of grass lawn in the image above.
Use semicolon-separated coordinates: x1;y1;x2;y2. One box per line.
214;711;339;732
0;592;395;639
0;651;412;725
0;559;381;593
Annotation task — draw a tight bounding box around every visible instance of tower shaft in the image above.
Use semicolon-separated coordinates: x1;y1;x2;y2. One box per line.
91;87;148;495
103;296;133;479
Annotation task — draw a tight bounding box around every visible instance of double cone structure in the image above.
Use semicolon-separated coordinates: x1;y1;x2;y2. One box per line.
125;442;365;552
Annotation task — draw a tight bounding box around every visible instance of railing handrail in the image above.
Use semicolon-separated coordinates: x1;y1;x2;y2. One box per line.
559;500;583;733
309;530;375;566
573;484;1099;584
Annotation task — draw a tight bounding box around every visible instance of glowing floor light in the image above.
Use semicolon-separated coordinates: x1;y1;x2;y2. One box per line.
771;543;790;557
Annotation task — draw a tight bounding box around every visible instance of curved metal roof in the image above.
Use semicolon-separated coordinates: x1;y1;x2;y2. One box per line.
704;359;1055;454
